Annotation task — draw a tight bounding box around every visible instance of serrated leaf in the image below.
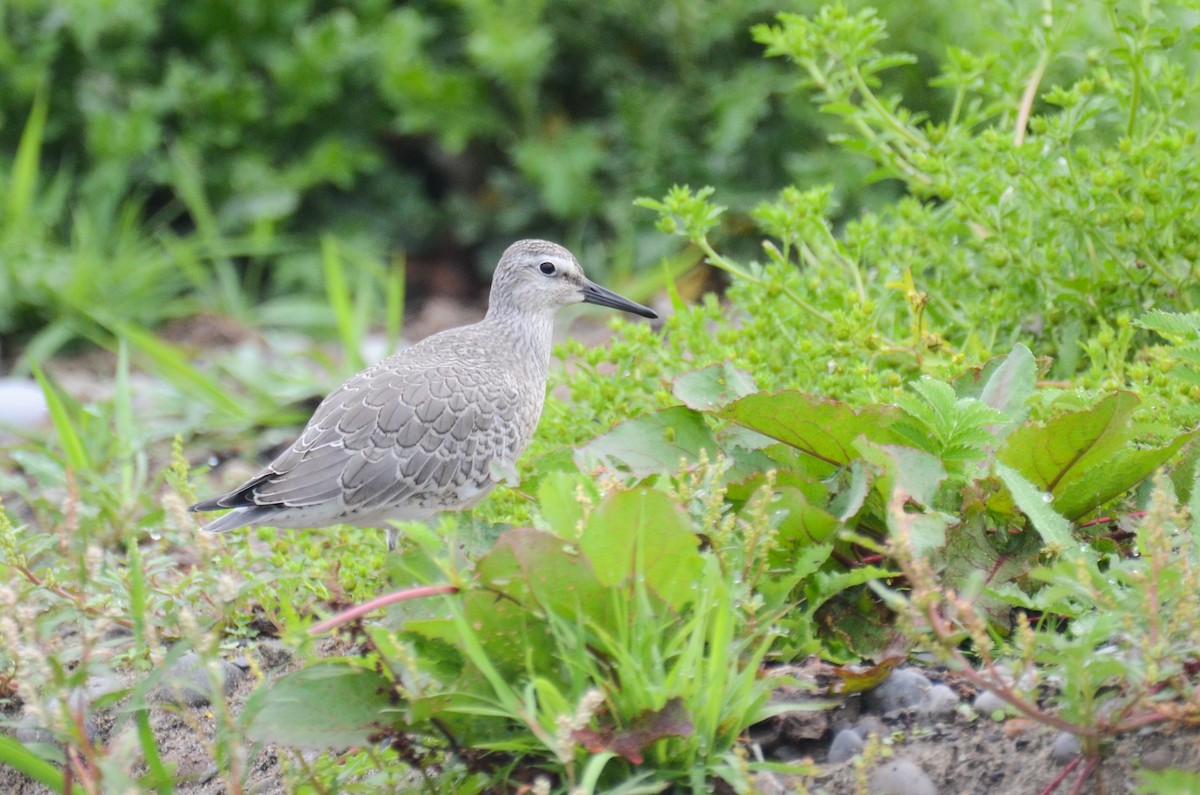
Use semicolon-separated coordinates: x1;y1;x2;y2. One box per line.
716;391;902;466
1134;309;1200;339
858;441;946;509
242;662;397;749
672;362;758;411
995;463;1073;551
577;407;718;477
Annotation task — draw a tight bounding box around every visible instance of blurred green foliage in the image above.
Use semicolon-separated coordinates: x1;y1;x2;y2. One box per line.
0;0;1013;294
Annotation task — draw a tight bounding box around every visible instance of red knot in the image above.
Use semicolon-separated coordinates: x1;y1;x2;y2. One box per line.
190;239;657;547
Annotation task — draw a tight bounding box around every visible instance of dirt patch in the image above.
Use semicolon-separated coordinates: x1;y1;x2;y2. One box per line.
5;654;1200;794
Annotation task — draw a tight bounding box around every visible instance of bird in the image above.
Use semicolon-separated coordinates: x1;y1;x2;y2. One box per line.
190;239;657;548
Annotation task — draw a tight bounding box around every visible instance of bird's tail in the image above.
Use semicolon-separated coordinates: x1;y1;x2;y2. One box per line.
195;506;277;534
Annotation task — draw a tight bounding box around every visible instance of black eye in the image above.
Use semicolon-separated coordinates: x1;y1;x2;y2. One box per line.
539;261;556;275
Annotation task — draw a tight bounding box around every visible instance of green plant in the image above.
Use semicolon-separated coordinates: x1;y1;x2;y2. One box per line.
245;478;806;793
880;467;1200;791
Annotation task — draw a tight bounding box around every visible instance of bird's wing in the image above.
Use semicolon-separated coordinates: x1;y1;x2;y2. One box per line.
196;358;524;515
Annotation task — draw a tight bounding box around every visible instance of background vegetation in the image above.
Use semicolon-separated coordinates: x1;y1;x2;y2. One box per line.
3;0;1200;792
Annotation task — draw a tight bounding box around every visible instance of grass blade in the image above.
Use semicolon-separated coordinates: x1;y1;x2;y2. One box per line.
0;735;81;794
30;360;91;472
134;708;174;794
111;323;250;423
385;251;406;356
7;89;48;228
321;234;365;371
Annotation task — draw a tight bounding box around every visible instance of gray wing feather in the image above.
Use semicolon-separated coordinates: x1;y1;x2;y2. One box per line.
199;353;527;516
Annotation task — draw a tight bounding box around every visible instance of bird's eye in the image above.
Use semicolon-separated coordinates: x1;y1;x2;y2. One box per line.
538;261;557;275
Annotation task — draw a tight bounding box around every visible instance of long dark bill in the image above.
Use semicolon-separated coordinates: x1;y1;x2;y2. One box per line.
581;279;658;319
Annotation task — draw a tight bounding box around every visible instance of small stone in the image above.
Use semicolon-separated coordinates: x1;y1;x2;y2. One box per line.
855;715;888;740
1050;732;1082;765
972;690;1011;717
1139;746;1173;771
153;652;245;708
753;771;787;795
12;718;55;746
828;728;865;763
919;684;960;717
869;759;938;795
0;378;48;439
863;668;932;715
254;639;295;670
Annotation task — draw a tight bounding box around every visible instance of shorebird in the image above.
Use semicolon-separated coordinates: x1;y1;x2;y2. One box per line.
191;239;657;547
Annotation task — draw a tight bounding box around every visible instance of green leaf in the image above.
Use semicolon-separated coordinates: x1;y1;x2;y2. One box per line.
1052;428;1200;519
7;89;47;228
995;463;1073;552
30;360;90;472
771;486;840;547
0;735;80;794
580;487;703;611
577;407;719;478
716;391;902;467
672;363;757;411
476;527;612;628
1134;309;1200;339
109;323;251;423
976;343;1036;421
997;392;1140;496
535;470;599;539
242;662;398;749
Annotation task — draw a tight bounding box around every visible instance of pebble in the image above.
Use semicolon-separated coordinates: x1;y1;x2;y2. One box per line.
1139;746;1173;771
828;728;865;763
864;668;932;715
869;759;938;795
1050;732;1082;765
254;638;295;670
855;715;888;739
919;684;960;717
0;378;48;439
972;690;1011;717
152;652;245;708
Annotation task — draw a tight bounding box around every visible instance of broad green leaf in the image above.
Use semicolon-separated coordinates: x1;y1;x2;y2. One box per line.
457;585;557;678
716;391;902;466
772;487;840;547
580;487;703;611
477;527;612;628
672;362;757;411
997;392;1140;495
577;407;719;477
536;470;599;540
995;463;1073;552
1052;429;1199;519
242;662;397;749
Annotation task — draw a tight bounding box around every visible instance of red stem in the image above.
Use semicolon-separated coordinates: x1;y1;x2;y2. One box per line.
309;584;459;635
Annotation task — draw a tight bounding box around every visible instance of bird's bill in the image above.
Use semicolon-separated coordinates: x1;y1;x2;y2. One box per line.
580;279;658;319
